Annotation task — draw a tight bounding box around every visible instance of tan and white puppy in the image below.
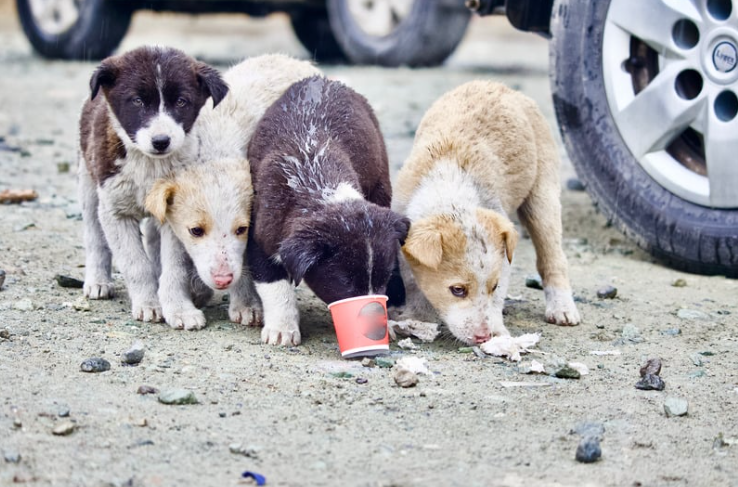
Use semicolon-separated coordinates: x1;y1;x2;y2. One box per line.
392;81;581;345
145;54;321;330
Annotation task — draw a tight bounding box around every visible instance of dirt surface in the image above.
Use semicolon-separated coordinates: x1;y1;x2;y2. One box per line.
1;7;738;487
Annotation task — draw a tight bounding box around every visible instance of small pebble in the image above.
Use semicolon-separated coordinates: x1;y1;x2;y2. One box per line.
13;299;34;311
52;421;76;436
457;347;474;354
72;297;91;312
566;177;586;191
639;358;662;377
219;412;226;418
55;274;84;289
677;309;710;321
4;449;21;463
137;385;158;395
158;388;198;405
375;356;395;369
525;274;543;290
361;358;375;368
661;327;681;336
355;377;368;384
12;418;22;429
671;278;687;287
57;405;70;418
554;365;581;380
596;285;617;299
664;397;689;417
80;357;111;373
0;329;10;340
0;269;5;288
635;374;665;391
393;367;419;388
621;323;642;342
121;342;145;365
57;162;70;173
575;436;602;463
571;422;605;440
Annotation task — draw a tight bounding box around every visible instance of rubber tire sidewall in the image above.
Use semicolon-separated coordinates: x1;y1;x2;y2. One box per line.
290;7;347;64
550;0;738;277
326;0;471;67
16;0;133;60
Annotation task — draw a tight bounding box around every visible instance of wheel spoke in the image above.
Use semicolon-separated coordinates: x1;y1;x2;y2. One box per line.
614;63;705;158
608;0;702;56
705;113;738;207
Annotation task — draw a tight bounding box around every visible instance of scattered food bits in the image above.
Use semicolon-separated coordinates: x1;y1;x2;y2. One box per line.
397;338;417;350
479;333;540;362
671;278;687;287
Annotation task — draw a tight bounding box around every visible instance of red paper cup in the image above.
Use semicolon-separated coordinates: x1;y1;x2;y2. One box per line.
327;295;389;359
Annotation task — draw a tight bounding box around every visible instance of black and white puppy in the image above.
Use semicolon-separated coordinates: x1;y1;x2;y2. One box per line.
78;46;227;321
247;76;410;346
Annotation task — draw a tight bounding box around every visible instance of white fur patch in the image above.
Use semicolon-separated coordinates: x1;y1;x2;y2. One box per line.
257;280;301;346
134;111;186;156
324;182;363;203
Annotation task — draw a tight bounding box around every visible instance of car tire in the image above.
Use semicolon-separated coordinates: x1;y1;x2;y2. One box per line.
290;6;347;63
16;0;133;60
550;0;738;277
326;0;471;67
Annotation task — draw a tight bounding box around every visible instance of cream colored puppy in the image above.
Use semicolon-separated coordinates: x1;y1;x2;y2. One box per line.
145;54;321;330
392;81;580;345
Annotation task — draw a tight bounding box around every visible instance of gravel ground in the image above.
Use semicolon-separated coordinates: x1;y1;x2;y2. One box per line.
1;7;737;487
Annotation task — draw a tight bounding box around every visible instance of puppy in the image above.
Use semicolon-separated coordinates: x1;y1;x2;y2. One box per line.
78;46;227;321
247;76;410;346
145;55;321;330
392;81;581;345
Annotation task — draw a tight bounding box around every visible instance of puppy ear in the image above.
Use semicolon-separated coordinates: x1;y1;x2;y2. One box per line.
145;179;177;224
392;215;411;246
402;218;443;270
279;230;327;286
476;209;518;264
90;59;118;100
195;62;229;108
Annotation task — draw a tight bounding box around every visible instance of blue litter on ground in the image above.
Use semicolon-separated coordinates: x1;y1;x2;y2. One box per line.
241;471;266;485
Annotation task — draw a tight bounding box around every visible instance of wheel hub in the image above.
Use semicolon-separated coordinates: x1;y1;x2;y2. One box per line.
712;40;737;72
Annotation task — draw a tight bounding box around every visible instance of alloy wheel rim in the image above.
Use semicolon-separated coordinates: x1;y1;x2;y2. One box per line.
345;0;414;37
603;0;738;208
28;0;83;36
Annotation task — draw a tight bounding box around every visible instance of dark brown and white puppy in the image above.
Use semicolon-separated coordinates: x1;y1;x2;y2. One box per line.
247;76;410;346
78;46;227;322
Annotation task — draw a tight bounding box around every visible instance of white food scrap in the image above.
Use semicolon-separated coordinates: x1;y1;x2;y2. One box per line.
479;333;541;362
395;356;430;375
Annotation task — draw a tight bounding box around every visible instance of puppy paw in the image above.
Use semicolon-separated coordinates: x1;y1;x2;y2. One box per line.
166;308;206;331
84;282;114;300
544;287;581;326
131;300;164;323
261;323;301;347
229;304;263;327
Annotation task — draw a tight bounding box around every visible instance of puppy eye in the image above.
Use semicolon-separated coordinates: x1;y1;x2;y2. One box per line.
132;97;143;107
189;227;205;238
235;226;247;236
449;285;468;298
176;97;188;108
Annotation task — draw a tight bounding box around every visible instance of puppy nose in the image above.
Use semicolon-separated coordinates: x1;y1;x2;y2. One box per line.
473;332;491;344
151;135;171;152
213;273;233;289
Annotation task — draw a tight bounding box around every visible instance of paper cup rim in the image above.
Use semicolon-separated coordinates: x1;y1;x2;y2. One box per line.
340;344;390;357
327;294;388;309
